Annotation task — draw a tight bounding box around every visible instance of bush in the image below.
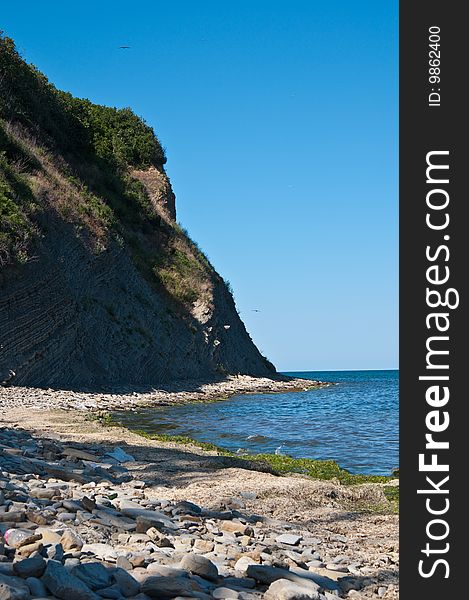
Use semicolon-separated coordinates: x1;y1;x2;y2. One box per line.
0;175;34;266
59;95;166;168
0;32;215;314
1;32;166;169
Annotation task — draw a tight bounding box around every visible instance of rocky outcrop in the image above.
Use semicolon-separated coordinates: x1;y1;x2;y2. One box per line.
0;210;273;388
0;33;275;388
132;166;176;221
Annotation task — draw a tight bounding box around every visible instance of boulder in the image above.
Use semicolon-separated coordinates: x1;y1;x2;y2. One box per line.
72;563;113;591
41;560;100;600
112;568;140;597
61;529;84;552
13;555;46;578
0;574;30;600
141;575;198;599
180;553;218;582
264;578;321;600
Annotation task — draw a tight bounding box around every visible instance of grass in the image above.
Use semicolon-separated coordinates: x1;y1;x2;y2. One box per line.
140;430;401;513
135;430;233;454
85;411;116;427
155;249;202;305
107;414;395;485
150;432;393;486
0;33;220;315
85;412;399;513
242;453;393;485
0;137;38;267
383;485;400;513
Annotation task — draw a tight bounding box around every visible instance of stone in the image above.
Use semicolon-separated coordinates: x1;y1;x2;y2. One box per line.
0;583;28;600
30;488;57;500
46;542;65;561
119;501;173;529
135;517;165;533
0;512;25;523
276;534;303;546
180;553;218;582
25;511;48;526
307;561;325;569
41;560;100;600
16;541;43;558
63;500;81;512
13;554;46;578
338;577;361;593
141;575;198;598
145;564;188;577
65;558;82;570
234;556;258;573
193;539;214;553
106;448;135;463
329;534;347;543
94;584;123;599
301;550;321;562
213;587;239;599
81;496;97;512
91;510;136;531
129;556;145;568
37;528;62;546
116;556;133;571
113;568;140;597
246;564;332;591
221;521;251;535
72;563;113;590
58;512;77;522
240;492;257;500
81;543;117;561
61;529;84;552
174;501;202;515
264;578;321;600
145;528;172;548
26;576;48;597
325;564;348;573
0;574;30;600
63;448;99;462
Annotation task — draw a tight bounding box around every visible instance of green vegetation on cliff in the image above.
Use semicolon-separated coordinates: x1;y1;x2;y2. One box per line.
0;32;275;386
0;32;213;310
0;33;165;168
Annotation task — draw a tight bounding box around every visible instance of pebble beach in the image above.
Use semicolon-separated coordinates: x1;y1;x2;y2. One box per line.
0;379;398;600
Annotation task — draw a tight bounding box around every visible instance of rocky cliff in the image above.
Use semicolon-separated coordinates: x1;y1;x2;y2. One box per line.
0;33;275;388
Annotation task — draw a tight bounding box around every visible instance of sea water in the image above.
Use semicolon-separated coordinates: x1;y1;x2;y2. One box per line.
115;370;398;476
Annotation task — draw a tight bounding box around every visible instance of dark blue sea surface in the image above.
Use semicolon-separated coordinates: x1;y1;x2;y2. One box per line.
115;370;398;476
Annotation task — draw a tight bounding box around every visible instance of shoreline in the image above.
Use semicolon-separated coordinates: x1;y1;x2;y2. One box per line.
0;374;330;412
0;378;398;598
111;424;397;486
0;374;395;483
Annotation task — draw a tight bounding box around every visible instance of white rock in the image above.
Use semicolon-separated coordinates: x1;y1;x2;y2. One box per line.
276;534;303;546
234;556;258;573
106;447;135;463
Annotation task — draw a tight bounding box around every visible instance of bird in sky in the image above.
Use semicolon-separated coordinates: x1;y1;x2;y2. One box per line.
118;45;131;49
251;309;261;312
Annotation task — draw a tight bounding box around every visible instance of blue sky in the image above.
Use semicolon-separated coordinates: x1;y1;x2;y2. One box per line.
2;1;398;371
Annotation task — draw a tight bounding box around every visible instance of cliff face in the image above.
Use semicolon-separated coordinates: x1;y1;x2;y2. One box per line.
0;34;275;388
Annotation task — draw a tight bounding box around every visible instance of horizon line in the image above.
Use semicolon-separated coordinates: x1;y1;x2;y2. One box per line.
280;367;399;373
